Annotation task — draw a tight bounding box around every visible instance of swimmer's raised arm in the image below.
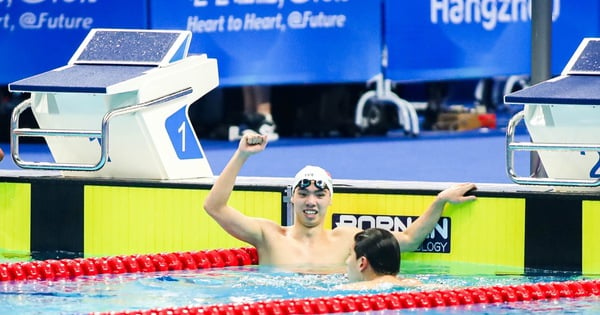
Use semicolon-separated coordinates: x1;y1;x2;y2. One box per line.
203;133;269;245
393;183;476;251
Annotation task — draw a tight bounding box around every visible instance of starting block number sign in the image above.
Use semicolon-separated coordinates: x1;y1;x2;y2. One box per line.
165;105;203;160
588;152;600;178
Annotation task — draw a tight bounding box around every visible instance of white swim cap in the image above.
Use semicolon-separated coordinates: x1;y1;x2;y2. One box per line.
293;165;333;196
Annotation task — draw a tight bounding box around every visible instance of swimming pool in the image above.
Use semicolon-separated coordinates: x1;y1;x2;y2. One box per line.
1;248;599;314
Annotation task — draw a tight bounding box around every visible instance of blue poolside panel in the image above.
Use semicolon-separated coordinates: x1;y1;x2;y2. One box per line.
8;65;155;94
504;75;600;105
150;1;381;86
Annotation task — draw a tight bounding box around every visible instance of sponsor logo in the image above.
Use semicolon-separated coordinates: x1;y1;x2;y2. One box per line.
333;213;451;253
430;0;561;31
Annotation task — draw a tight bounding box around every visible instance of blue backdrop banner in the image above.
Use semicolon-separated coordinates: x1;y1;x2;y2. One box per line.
150;0;381;86
0;0;147;85
385;0;600;82
4;1;597;87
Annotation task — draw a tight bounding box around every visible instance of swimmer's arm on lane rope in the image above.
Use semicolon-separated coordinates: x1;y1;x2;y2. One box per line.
203;134;270;245
392;183;477;252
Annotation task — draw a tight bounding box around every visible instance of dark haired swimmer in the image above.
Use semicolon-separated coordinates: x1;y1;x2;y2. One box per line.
340;228;420;289
203;133;477;272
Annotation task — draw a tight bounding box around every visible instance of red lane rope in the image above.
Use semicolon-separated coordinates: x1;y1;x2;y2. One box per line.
93;279;600;315
2;248;599;314
0;247;258;281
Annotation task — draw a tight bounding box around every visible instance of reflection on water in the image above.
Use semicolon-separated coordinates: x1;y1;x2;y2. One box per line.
0;262;595;314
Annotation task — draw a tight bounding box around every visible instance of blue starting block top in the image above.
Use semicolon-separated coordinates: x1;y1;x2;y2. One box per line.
504;75;600;105
71;29;190;66
9;65;155;94
505;38;600;106
564;39;600;75
9;29;192;94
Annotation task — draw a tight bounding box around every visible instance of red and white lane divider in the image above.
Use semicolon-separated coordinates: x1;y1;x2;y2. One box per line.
0;247;258;281
94;279;600;315
1;248;598;314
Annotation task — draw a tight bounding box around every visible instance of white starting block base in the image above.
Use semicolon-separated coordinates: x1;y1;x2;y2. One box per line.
505;38;600;187
525;104;600;181
30;55;216;179
10;29;218;180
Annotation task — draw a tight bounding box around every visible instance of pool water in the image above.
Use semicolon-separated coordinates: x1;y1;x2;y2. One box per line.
0;260;598;314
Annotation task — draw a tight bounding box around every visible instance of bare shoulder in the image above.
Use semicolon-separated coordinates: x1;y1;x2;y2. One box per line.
331;225;361;238
255;217;286;232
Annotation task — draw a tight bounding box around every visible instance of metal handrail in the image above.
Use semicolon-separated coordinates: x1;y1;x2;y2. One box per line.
10;87;193;171
506;110;600;186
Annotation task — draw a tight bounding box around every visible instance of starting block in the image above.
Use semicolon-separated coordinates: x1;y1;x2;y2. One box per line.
505;38;600;187
8;29;218;179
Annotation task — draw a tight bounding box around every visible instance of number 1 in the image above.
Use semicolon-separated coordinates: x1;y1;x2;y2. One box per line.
178;121;186;152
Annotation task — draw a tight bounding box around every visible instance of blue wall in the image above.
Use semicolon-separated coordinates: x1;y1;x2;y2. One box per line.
0;0;147;85
1;0;598;86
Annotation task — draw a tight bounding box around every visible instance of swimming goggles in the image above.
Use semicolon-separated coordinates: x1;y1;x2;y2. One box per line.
296;179;328;190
